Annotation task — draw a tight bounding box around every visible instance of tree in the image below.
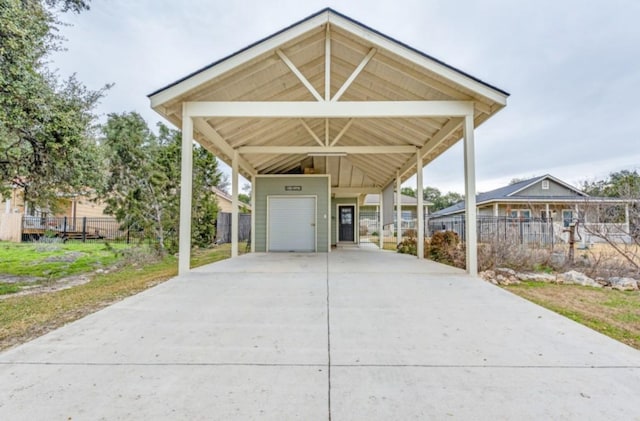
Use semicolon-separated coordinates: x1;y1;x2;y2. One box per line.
400;187;415;197
0;0;108;210
101;112;225;253
581;170;640;198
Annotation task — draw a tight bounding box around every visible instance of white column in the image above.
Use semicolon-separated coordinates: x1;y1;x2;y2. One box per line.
250;175;256;253
463;114;477;276
5;199;10;214
416;152;424;259
179;110;194;275
625;203;630;234
493;203;499;217
396;171;402;243
379;190;384;249
545;203;550;220
231;150;239;257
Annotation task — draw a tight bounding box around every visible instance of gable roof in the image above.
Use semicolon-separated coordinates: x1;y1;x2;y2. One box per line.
149;8;509;191
430;174;589;217
149;8;509;99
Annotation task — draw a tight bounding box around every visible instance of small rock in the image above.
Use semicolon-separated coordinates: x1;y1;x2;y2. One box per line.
608;277;639;291
558;270;601;288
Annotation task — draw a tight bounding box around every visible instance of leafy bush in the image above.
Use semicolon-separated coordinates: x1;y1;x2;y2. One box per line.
427;231;465;267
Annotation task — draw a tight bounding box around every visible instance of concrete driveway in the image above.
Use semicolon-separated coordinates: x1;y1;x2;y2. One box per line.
1;248;639;420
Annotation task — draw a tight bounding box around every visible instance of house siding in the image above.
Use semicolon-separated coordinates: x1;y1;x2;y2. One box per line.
255;176;329;252
515;180;581;197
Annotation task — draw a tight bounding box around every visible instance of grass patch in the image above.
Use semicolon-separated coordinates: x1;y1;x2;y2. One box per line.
0;284;21;295
0;243;241;351
504;283;640;350
0;242;131;280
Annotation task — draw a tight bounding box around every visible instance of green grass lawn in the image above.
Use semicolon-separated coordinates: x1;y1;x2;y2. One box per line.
0;242;131;281
505;282;640;350
0;242;244;351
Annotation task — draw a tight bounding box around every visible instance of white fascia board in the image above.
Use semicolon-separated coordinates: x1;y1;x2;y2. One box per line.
239;145;416;154
149;12;330;108
185;101;474;118
328;13;508;106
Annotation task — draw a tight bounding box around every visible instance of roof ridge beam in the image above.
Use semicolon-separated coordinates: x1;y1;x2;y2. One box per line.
275;49;324;102
332;48;377;102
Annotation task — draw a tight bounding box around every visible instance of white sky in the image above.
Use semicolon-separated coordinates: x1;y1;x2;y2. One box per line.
51;0;640;194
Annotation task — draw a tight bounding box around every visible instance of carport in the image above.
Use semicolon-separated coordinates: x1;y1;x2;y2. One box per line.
148;8;509;275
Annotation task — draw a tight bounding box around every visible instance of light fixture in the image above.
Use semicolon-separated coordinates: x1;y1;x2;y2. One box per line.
307;152;347;157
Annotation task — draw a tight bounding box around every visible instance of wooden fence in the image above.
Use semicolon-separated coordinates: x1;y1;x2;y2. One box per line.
216;212;251;243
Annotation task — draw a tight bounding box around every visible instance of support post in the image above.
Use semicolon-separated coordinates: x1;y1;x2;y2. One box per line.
179;110;194;275
625;203;630;235
396;171;402;244
463;114;477;275
416;152;424;259
379;190;384;249
231;150;239;258
250;175;256;253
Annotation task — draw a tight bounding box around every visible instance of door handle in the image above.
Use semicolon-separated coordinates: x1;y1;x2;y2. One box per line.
310;223;316;227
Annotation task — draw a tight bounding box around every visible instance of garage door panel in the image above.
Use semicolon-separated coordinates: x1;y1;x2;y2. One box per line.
268;197;316;252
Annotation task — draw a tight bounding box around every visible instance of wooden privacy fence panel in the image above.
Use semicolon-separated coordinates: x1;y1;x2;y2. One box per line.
216;212;251;243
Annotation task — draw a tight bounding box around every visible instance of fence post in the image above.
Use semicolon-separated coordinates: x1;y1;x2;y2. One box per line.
82;217;87;242
63;216;67;237
127;229;130;244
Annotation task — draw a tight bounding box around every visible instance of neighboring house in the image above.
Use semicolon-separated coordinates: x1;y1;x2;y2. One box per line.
360;193;431;235
214;187;251;213
1;185;112;241
429;174;636;243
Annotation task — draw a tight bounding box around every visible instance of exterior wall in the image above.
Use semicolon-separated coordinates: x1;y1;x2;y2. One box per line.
254;175;329;252
515;180;581;197
68;197;108;218
0;213;22;242
331;197;358;245
216;196;233;213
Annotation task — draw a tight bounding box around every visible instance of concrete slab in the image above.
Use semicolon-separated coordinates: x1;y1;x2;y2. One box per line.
1;247;639;419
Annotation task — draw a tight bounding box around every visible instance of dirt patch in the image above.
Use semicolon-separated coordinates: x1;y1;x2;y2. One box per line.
0;274;43;284
0;275;92;300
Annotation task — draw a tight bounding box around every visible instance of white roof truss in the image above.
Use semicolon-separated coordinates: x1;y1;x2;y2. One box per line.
149;8;508;190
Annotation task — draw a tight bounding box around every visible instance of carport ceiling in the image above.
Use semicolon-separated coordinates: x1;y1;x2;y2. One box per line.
149;8;509;190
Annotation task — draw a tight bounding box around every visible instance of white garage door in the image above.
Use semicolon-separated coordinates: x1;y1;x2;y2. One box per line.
268;196;316;252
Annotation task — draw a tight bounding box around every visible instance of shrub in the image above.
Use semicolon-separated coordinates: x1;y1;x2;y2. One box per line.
428;231;460;264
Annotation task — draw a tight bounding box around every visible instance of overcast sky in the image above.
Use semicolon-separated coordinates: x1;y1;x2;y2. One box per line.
51;0;640;194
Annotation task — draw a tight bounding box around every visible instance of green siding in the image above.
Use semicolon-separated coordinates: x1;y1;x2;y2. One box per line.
255;176;329;252
331;198;358;245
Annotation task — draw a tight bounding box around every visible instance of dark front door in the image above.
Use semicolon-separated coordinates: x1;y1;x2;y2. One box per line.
339;206;355;242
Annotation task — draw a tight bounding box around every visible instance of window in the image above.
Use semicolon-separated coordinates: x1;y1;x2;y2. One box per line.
542;180;550;190
510;209;531;220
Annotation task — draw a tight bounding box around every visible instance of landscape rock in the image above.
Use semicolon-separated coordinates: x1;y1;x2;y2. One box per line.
558;270;601;288
516;272;556;282
608;277;639;291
